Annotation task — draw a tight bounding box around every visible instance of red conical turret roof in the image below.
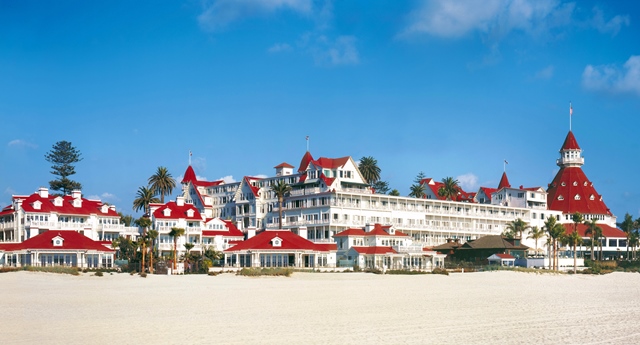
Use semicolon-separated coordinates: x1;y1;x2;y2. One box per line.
561;131;581;150
298;151;313;172
181;165;197;184
498;172;511;189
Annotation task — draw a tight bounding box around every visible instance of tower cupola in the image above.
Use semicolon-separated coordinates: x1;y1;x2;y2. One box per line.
557;131;584;168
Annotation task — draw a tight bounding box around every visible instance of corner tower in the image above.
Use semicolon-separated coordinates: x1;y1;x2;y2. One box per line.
546;131;613;223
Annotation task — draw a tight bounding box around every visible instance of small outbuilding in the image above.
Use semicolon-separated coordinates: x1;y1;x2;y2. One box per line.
488;253;515;267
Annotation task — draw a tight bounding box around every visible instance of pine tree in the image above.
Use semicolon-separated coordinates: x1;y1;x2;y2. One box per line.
45;141;83;195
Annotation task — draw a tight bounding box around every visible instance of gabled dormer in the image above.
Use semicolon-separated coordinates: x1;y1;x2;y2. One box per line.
271;236;282;247
186;209;194;218
52;235;64;247
101;204;109;213
163;208;172;217
32;200;42;210
72;198;82;208
53;197;64;207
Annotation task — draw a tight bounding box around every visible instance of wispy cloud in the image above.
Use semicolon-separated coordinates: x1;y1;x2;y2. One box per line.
268;43;293;53
534;65;554;80
4;187;16;195
457;173;479;191
582;55;640;96
401;0;574;40
590;7;629;36
300;34;359;66
198;0;313;32
87;192;119;202
7;139;38;149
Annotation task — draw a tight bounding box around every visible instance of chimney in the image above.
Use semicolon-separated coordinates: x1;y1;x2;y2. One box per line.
176;196;185;207
298;226;308;239
365;223;374;232
246;228;256;239
71;190;82;199
38;187;49;198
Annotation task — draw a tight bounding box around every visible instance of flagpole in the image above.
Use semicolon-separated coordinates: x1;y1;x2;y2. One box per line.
306;136;309;152
189;150;192;165
569;102;572;131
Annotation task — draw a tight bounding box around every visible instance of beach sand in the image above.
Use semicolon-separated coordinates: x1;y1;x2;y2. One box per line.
2;270;640;344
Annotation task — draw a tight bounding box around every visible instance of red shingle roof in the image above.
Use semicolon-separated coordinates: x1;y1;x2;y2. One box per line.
333;224;408;237
498;172;511;189
563;223;626;238
224;230;336;252
16;193;118;217
274;162;294;169
0;230;113;252
153;201;202;220
202;219;244;237
352;246;397;255
561;131;581;150
494;253;515;259
546;167;611;215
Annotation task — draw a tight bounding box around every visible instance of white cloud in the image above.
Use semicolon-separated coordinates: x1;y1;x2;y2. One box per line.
7;139;38;149
582;55;640;96
402;0;574;39
535;65;554;79
302;34;359;66
219;175;236;183
268;43;293;53
590;7;629;36
4;187;16;195
457;173;479;191
198;0;313;31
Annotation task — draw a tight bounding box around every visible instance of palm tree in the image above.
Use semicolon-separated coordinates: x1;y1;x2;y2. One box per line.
111;237;122;260
408;183;426;198
169;227;185;273
389;189;400;196
594;226;604;261
544;216;565;271
133;186;160;214
358;156;381;186
437;177;460;201
148;166;176;203
629;232;639;261
136;216;151;272
271;180;291;229
565;230;583;273
136;236;147;273
183;242;195;273
619;213;634;260
583;218;602;261
527;226;545;257
505;218;530;239
147;229;159;274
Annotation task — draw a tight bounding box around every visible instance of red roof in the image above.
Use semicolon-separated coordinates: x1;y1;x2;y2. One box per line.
224;230;336;252
561;131;581;150
202;219;244;237
498;172;511;189
153;201;202;220
334;224;409;237
563;223;626;238
351;246;397;255
274;162;294;169
181;166;197;184
546;167;611;215
298;151;314;172
420;178;471;202
243;177;261;197
478;187;497;202
15;193;118;217
494;253;515;259
297;151;351;173
0;230;113;252
181;166;223;188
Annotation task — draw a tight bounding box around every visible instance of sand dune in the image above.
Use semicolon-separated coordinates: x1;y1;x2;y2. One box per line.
2;271;640;344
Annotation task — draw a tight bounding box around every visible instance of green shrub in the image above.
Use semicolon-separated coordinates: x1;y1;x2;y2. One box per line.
386;269;428;275
432;268;449;275
140;272;147;278
352;265;361;272
237;268;293;277
94;271;103;277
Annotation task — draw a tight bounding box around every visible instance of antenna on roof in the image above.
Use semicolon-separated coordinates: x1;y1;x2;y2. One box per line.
306;136;309;152
569;101;573;131
189;150;192;166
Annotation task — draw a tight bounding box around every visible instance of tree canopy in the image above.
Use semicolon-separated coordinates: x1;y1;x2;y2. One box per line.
358;156;381;185
148;166;176;203
45;140;83;195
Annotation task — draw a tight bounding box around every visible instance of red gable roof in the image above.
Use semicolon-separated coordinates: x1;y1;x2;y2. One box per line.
563;223;626;238
314;157;350;169
420;178;470;202
478;187;497;201
16;193;118;217
153;201;202;220
224;230;336;252
561;131;581;150
274;162;294;169
0;230;113;252
334;224;408;237
181;166;223;188
243;177;261;197
546;167;611;215
202;219;244;237
498;172;511;189
352;246;397;255
298;151;314;172
494;253;515;259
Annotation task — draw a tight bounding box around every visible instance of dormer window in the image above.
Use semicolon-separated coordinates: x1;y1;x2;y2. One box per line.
101;205;109;213
163;208;171;217
590;194;595;200
52;235;64;247
561;182;566;187
54;197;64;207
33;201;42;210
574;194;581;200
73;198;82;208
186;209;194;218
558;195;564;201
271;236;282;247
573;181;578;186
584;181;588;186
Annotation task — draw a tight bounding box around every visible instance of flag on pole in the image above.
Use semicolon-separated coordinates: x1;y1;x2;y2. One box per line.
306;136;309;140
189;150;192;156
570;102;573;116
504;160;508;164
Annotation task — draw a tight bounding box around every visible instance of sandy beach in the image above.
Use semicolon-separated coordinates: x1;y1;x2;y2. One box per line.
2;271;640;345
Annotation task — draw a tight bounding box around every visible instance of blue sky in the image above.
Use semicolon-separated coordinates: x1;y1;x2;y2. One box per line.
2;0;639;220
